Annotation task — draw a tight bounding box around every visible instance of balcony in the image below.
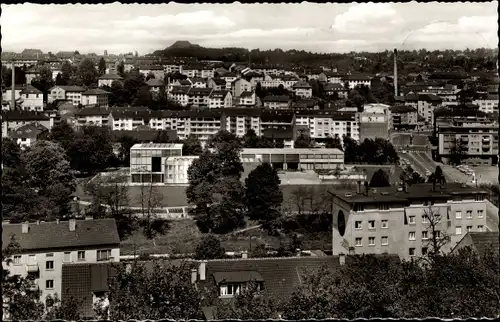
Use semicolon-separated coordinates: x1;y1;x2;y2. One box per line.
26;264;39;273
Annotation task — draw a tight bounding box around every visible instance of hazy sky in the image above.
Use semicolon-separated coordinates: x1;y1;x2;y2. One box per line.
1;2;497;54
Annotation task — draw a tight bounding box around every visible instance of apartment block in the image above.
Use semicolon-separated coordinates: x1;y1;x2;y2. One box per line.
358;103;392;141
82;89;110;108
223;108;261;137
389;105;418;130
295;110;359;141
331;183;489;260
48;85;86;106
20;85;44;111
1;219;120;308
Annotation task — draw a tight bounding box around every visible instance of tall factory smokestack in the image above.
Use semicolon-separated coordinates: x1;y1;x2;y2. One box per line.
393;48;398;97
11;61;16;110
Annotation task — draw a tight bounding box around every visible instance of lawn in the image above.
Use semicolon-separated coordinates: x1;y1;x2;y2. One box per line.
120;218;332;256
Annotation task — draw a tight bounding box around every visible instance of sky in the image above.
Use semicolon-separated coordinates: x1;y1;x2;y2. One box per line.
1;2;498;55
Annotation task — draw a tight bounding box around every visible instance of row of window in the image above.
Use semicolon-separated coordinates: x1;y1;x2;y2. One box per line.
455;210;484;219
11;249;112;265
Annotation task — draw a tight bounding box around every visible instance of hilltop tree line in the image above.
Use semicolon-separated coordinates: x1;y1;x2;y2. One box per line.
3;233;498;320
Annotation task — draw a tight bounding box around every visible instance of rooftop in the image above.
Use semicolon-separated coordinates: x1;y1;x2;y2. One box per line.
241;147;344;155
2;219;120;252
98;73;124;80
82;88;110;95
131;143;183;150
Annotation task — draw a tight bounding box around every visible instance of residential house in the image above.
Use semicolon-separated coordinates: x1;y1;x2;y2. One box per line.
146;78;165;98
98;73;124;87
75;107;111;128
25;67;40;84
189;77;207;88
473;94;499;114
295;110;359;141
281;75;299;90
221;72;238;90
1;219;120;308
109;109;152;131
331;182;489;260
138;65;165;80
262;127;294;148
319;71;346;84
208;90;233;109
2;110;54;137
201;67;215;79
239;91;256;106
324;83;348;99
222;108;262;137
9;122;49;149
452;232;499;258
20;85;44;111
416;94;443;126
290;99;319;110
187;109;223;144
292;81;313;99
81;89;110;108
342;75;372;89
243;72;264;88
260;110;295;136
164;64;182;74
57;101;79;128
207;78;226;91
389;105;418;130
231;78;252;98
51;65;63;81
187;88;213;108
48;85;86;105
170;86;190;106
262;95;290;110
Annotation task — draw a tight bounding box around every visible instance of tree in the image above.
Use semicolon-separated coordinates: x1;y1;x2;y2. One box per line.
325;134;343;150
98;57;106;76
2;137;22;168
245;163;283;234
77;58;98;86
44;294;83;320
24;140;77;220
215;281;279;320
60;61;73;85
117;61;125;77
449;137;467;165
182;134;203;156
421;206;452;257
2;236;45;320
123;70;146;104
343;135;359;163
107;261;204;320
194;234;226;260
294;134;313;148
369;169;391;187
137;170;167;241
48;121;76;151
134;84;154;107
117;135;139;166
55;72;64;85
30;65;54;101
146;72;155;81
242;129;260;148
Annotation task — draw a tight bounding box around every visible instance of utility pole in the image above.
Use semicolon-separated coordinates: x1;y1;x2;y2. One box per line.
393;48;398;97
11;61;16;110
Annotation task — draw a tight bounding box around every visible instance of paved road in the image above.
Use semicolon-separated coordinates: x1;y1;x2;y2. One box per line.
391;133;429;147
486;200;499;232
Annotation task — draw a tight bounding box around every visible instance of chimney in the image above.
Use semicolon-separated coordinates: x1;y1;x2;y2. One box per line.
191;268;198;284
356;181;361;194
241;251;248;259
11;62;16;110
363;181;369;196
339;253;346;266
22;222;29;234
393;48;398;97
198;260;207;281
69;219;76;231
56;219;60;224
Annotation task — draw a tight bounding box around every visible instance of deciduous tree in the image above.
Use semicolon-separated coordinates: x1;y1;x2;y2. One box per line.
77;58;98;86
98;57;107;76
194;234;226;260
182;134;203;156
369;169;391;187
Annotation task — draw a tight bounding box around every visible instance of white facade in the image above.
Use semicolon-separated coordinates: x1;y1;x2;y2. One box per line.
473;97;499;114
165;156;199;184
21;92;44;111
295;115;360;141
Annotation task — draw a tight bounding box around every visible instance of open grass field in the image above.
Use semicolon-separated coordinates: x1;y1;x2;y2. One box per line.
120;218;332;256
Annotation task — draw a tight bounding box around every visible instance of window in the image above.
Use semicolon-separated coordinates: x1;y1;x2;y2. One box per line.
46;253;53;258
78;251;86;261
381;220;388;228
409;216;415;224
46;280;54;289
378;204;389;211
422;215;429;224
97;249;112;261
455;211;462;219
381;236;388;245
13;255;21;265
466;226;472;232
409;232;416;241
368;237;375;246
478;225;484;232
368;220;375;229
434;230;441;238
422;247;428;255
475;195;485;201
456;226;462;235
355;238;362;246
355;221;362;229
477;210;484;218
46;261;54;270
409;248;416;256
63;252;71;262
422;231;428;240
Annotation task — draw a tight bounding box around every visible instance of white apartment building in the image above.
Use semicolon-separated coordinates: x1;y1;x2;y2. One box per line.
20;85;44;111
221;73;238;90
239;91;256;106
208;90;233;109
82;89;109;108
223;109;262;137
292;81;313;98
48;86;86;105
165;156;199;184
164;64;182;74
190;77;208;88
75;107;111;128
342;75;372;89
1;219;120;308
138;66;165;80
295;110;359;141
231;78;252;98
473;95;499;114
98;73;124;87
170;87;190;106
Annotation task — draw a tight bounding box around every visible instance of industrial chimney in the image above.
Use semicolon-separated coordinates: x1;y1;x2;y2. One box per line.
393;49;398;97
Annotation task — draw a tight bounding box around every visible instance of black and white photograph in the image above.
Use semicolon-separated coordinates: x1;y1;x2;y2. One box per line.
1;1;499;320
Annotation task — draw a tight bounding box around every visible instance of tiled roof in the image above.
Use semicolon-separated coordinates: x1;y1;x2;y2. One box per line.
240;91;254;98
263;95;290;103
9;123;48;139
82;88;110;95
54;85;87;92
209;90;229;99
262;127;293;140
2;219;120;252
324;83;345;91
418;93;442;102
342;74;372;81
390;105;417;113
76;107;111;116
98;73;123;80
292;80;312;89
20;84;43;94
1;110;50;121
138;65;164;71
210;78;226;85
261;111;294;123
146;78;165;87
468;232;499;257
221;108;262;117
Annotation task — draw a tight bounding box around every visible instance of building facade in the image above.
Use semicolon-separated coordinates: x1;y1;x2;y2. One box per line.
240;148;344;170
129;143;183;184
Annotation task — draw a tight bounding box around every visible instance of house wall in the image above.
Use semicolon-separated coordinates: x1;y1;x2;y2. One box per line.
22;93;44;111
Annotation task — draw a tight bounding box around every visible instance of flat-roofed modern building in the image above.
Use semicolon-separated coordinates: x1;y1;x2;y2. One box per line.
130;143;183;183
165;156;199;185
240;148;344;170
330;182;489;260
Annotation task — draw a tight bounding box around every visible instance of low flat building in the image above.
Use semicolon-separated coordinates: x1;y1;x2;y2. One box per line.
165;156;199;185
240;147;344;171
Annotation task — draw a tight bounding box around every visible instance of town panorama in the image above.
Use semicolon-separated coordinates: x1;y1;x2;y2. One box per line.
1;2;499;321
